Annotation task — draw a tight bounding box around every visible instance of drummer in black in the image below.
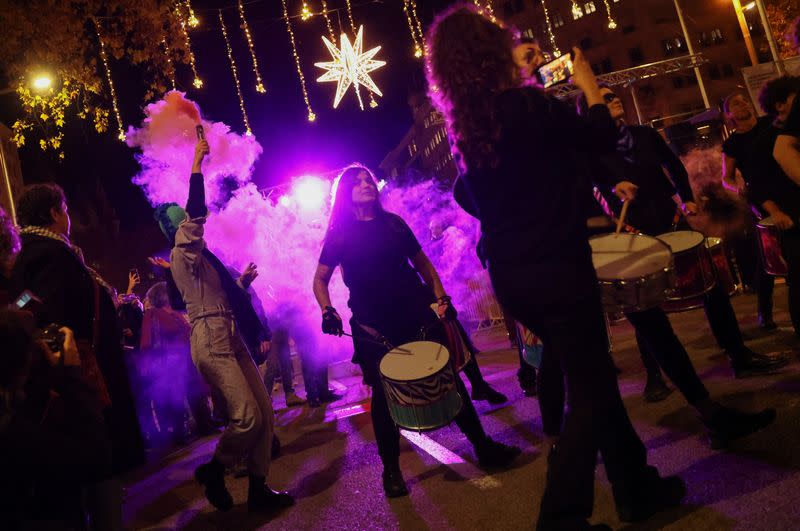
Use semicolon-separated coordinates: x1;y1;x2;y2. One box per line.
582;86;787;379
721;92;776;330
312;164;520;498
749;76;800;335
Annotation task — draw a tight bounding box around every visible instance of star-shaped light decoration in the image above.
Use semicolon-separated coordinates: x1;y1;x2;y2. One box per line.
315;25;386;110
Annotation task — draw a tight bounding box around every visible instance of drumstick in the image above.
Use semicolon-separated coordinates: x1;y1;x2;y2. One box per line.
340;332;412;353
616;200;630;235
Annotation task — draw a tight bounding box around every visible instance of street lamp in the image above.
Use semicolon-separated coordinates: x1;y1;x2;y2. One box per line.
31;74;53;91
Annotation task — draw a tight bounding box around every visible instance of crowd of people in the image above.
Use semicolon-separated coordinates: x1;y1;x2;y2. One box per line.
4;3;800;530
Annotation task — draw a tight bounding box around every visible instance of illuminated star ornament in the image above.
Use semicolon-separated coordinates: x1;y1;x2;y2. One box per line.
315;26;386;110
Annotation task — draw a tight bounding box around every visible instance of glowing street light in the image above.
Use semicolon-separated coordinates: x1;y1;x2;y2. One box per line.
743;1;756;10
31;74;53;91
292;175;328;210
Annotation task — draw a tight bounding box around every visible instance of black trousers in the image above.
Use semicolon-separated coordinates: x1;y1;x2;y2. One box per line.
781;229;800;334
264;328;296;394
491;262;649;529
351;311;488;469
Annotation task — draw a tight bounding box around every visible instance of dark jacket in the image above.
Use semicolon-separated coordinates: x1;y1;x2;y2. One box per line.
11;233;145;473
593;125;693;235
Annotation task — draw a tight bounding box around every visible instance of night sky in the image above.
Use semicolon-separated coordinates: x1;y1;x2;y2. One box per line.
0;0;455;236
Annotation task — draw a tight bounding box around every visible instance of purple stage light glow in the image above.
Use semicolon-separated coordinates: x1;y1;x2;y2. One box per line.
291;175;329;211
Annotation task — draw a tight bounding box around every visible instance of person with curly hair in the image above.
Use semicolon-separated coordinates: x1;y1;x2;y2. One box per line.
427;5;684;529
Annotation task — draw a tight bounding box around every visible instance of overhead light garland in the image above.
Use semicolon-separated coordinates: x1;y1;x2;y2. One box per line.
344;0;379;108
176;5;202;88
162;36;176;91
93;20;125;141
409;0;426;55
237;0;266;93
301;1;312;21
602;0;618;29
570;1;582;19
472;1;496;23
315;26;386;110
218;11;252;135
541;0;561;57
320;0;336;41
281;0;316;122
185;0;199;28
403;0;425;58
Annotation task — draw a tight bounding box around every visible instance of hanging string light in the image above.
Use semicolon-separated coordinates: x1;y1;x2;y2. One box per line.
409;0;426;54
237;0;266;93
185;0;199;28
541;0;561;56
281;0;316;122
93;20;125;141
471;1;496;23
320;0;336;42
402;1;423;58
301;1;312;21
176;5;202;88
218;11;252;135
162;36;177;91
344;0;379;108
602;0;618;29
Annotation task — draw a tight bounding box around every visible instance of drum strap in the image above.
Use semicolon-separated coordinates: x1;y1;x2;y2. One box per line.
593;187;639;234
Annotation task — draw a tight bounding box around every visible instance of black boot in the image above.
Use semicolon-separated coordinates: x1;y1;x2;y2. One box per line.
382;466;409;498
703;406;776;449
732;349;788;378
471;383;508;404
194;458;233;512
475;438;521;468
248;475;294;512
613;466;686;523
758;313;778;331
643;377;673;403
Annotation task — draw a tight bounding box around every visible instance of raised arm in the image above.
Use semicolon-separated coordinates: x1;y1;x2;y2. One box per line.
186;139;210;218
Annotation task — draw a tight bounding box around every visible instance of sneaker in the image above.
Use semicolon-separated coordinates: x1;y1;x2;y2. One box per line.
382;467;409;498
195;460;233;512
471;385;508;404
247;484;294;512
614;467;686;523
704;406;776;449
733;352;788;379
476;438;521;468
285;391;306;407
643;379;673;403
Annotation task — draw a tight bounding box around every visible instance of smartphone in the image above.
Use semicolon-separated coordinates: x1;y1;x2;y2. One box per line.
196;124;205;140
129;268;139;277
536;53;574;89
12;289;43;313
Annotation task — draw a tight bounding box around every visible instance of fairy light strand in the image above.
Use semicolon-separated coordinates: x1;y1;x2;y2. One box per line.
343;0;378;108
409;0;426;51
541;0;561;56
281;0;316;122
185;0;199;27
320;0;336;41
218;11;252;135
237;0;266;93
472;0;496;23
602;0;618;29
301;1;312;21
93;20;125;141
571;0;582;19
176;5;202;88
402;1;422;58
162;36;176;91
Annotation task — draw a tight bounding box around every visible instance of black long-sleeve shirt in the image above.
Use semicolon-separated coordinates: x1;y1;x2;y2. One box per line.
593;125;693;235
458;88;617;266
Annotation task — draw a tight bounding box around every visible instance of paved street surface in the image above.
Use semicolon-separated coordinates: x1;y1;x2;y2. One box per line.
124;285;800;530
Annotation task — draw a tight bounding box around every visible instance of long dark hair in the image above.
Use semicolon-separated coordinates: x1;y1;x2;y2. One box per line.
326;163;385;237
426;4;518;173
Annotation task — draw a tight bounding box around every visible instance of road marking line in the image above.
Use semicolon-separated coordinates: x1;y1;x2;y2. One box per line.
401;430;501;490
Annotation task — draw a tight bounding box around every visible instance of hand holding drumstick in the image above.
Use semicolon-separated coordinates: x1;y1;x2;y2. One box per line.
613;181;638;235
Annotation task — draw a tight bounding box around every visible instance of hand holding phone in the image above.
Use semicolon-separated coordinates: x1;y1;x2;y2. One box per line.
536;52;575;89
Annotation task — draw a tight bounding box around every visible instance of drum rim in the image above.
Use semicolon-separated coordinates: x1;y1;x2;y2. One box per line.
590;232;675;281
379;341;454;384
655;230;706;252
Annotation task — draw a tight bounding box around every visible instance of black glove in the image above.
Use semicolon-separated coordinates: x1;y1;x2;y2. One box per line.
437;296;458;320
322;306;344;336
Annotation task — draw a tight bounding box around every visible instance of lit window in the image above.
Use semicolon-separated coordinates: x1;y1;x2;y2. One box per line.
523;28;535;39
553;12;564;27
572;5;583;19
584;2;596;14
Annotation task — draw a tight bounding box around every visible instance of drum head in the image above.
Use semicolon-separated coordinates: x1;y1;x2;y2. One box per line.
590;233;672;280
657;231;706;253
380;341;450;381
758;216;776;227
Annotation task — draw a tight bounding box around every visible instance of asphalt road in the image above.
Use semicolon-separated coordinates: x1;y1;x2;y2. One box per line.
123;284;800;530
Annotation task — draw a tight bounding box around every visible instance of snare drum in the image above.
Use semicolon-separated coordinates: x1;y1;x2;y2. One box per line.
756;217;789;276
379;341;463;431
590;233;674;312
706;237;737;297
656;231;716;311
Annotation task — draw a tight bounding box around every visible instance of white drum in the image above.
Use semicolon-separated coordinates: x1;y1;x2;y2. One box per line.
379;341;463;431
590;233;675;312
